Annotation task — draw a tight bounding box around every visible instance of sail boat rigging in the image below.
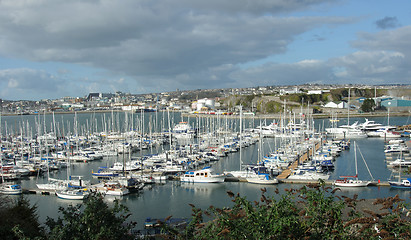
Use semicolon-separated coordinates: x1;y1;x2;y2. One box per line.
333;141;373;187
388;149;411;189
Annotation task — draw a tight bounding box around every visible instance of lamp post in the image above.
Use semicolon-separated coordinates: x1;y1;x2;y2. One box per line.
387;101;391;126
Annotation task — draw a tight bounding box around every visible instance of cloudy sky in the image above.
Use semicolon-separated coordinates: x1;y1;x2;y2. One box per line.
0;0;410;100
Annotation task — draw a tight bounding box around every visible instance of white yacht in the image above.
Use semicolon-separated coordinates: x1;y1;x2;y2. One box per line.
333;177;370;187
287;168;330;180
180;167;226;183
0;183;23;195
56;188;89;200
367;128;401;138
388;158;411;167
95;181;130;196
326;121;367;139
358;118;396;132
172;122;196;139
109;161;141;172
246;174;278;185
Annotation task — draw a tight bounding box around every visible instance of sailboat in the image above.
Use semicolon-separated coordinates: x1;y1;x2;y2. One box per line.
389;177;411;189
0;128;23;195
333;141;373;187
325;89;367;139
0;183;23;195
55;127;90;200
246;172;279;185
388;150;411;189
223;107;263;180
246;119;278;185
56;187;89;200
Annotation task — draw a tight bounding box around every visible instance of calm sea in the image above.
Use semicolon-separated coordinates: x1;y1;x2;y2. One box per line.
2;112;410;229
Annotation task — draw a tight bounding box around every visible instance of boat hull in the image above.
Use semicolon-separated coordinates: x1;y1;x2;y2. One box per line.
0;184;23;195
388;179;411;189
180;176;225;183
56;189;89;200
334;180;370;187
246;178;278;185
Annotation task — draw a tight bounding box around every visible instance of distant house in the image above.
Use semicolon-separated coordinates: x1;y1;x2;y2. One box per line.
87;92;115;101
307;90;330;95
279;87;301;95
324;102;337;108
192;98;216;111
324;101;347;109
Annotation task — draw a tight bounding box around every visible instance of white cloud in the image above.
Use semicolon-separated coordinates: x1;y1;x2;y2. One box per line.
0;0;348;98
0;1;410;100
0;68;62;99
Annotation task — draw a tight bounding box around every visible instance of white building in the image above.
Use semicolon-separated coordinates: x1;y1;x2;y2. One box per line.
324;102;347;109
307;90;330;95
121;105;140;111
192;98;216;111
279;87;300;95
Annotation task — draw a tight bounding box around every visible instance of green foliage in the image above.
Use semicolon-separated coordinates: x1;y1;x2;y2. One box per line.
312;106;322;113
277;88;388;107
244;95;256;103
321;93;331;102
280;93;326;105
265;101;282;113
177;90;223;101
234;95;258;109
1;181;410;240
350;88;386;98
361;98;376;112
164;182;411;240
328;88;387;102
298;184;345;239
46;193;136;240
0;196;44;240
281;94;301;103
330;88;349;101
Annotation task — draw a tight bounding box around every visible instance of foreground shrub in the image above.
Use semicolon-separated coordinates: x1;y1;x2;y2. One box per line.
161;181;410;240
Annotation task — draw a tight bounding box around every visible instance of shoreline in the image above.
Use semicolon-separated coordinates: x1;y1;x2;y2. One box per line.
1;109;409;119
182;111;410;119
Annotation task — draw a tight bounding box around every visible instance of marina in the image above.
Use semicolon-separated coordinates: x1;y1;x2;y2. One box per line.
0;111;410;230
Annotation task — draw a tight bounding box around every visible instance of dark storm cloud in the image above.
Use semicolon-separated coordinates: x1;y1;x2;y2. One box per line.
0;0;346;96
0;69;63;99
375;16;400;29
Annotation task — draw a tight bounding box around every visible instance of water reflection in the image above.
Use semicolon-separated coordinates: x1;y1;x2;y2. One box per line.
4;115;410;230
179;182;225;196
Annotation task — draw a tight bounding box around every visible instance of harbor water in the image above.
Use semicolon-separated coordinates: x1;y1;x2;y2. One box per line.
1;112;410;230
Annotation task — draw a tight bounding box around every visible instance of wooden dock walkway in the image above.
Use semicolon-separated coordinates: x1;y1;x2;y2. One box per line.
279;179;390;186
277;142;321;180
23;189;57;195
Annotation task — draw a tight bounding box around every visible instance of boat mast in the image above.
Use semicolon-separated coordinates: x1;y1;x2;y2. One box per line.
347;88;351;126
239;105;242;171
354;141;358;180
0;112;4;184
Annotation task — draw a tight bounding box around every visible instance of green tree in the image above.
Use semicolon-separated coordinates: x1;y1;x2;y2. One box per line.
265;101;282;113
0;196;44;240
361;98;376;112
166;183;347;239
164;182;410;240
46;193;136;240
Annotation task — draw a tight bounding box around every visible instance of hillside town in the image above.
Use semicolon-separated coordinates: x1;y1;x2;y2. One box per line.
1;84;411;116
